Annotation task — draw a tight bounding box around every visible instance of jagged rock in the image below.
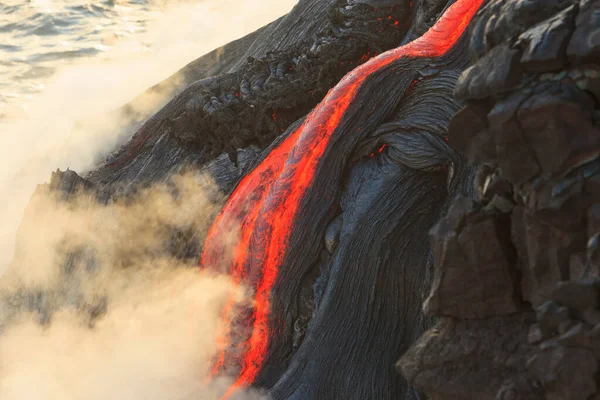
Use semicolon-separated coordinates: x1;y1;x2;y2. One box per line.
512;207;580;306
468;0;579;61
557;322;600;358
532;183;587;229
84;0;416;187
482;171;514;203
456;217;520;315
465;128;496;166
488;92;541;186
495;378;545;400
447;102;495;164
516;5;577;72
525;162;600;236
552;279;600;310
536;301;571;338
398;313;536;400
527;345;598;400
201;146;261;191
567;0;600;65
516;81;600;176
402;1;600;399
424;197;520;319
49;169;96;200
423;217;469;317
455;43;522;100
485;195;515;214
487;80;600;186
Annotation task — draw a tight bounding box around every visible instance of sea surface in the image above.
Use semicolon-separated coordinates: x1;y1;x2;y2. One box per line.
0;0;166;120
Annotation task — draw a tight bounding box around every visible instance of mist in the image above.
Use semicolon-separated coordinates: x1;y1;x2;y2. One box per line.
0;0;297;398
0;172;262;399
0;0;298;272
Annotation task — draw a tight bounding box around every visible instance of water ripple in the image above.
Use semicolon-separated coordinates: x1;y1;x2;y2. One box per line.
0;0;166;118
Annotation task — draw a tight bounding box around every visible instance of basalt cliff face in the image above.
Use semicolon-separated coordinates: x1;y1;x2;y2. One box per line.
399;0;600;399
3;0;600;399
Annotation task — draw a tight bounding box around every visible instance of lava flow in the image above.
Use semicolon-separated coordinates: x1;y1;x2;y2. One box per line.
201;0;485;396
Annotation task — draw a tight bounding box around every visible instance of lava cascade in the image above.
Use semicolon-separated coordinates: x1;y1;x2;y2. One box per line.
201;0;485;395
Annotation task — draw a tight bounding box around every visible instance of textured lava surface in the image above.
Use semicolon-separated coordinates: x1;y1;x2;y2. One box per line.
202;0;485;397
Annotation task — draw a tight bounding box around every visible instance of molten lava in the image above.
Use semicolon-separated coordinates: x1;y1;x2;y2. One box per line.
201;0;485;395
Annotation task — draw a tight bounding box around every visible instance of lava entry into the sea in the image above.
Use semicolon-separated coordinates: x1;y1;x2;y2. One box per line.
201;0;485;396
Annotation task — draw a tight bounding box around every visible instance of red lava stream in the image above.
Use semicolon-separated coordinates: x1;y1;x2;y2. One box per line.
200;0;485;397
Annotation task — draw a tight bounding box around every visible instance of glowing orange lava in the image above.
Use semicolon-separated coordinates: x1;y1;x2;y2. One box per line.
201;0;485;396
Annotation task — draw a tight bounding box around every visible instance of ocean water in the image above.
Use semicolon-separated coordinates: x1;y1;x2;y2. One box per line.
0;0;167;120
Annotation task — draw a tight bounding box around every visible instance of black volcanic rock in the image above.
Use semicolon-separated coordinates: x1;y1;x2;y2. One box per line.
527;345;597;400
536;301;571;339
85;0;417;189
401;0;600;399
516;5;577;72
556;322;600;358
511;206;579;306
447;102;495;165
487;92;541;186
552;279;600;310
424;196;520;319
516;81;600;176
567;0;600;65
468;0;577;61
398;313;537;400
48;168;96;200
454;43;522;100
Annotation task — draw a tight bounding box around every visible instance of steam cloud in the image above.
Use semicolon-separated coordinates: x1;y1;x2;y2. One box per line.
0;0;298;272
0;0;298;398
0;172;264;399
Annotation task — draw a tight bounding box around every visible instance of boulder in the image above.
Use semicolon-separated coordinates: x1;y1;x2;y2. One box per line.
455;43;522;100
567;0;600;65
516;5;577;72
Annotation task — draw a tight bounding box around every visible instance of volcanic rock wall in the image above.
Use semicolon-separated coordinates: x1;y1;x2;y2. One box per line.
398;0;600;398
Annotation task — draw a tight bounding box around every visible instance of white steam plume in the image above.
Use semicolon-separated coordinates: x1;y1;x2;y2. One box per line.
0;172;259;399
0;0;297;397
0;0;297;272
